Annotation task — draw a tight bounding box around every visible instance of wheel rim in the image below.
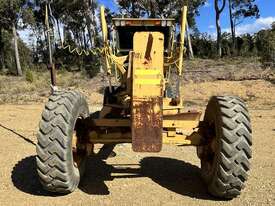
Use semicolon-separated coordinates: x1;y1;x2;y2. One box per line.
72;118;87;169
201;121;218;176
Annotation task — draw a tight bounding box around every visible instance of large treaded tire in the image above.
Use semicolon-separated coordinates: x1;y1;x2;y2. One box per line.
36;91;89;194
198;96;252;199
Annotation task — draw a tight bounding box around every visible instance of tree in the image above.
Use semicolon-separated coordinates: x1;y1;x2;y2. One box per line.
84;0;98;47
12;22;22;76
0;1;11;70
255;24;275;65
117;0;144;17
0;0;27;76
228;0;259;53
0;0;37;75
186;21;194;59
214;0;226;57
116;0;206;29
136;0;158;18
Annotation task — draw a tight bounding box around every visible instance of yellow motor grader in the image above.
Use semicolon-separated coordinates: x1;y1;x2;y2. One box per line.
36;5;252;199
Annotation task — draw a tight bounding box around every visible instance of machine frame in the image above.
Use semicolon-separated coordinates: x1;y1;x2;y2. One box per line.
82;6;204;151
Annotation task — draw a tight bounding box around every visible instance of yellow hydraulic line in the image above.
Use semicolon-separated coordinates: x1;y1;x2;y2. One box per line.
178;6;188;76
44;3;125;75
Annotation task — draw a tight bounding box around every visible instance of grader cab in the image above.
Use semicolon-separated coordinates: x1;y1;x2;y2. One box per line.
36;5;252;200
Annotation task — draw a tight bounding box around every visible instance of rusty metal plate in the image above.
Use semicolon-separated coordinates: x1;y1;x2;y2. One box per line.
131;32;164;152
132;97;163;152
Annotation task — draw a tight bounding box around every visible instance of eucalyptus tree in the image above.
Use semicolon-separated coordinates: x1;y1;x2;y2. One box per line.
0;0;34;75
214;0;226;57
83;0;98;47
228;0;259;52
116;0;206;29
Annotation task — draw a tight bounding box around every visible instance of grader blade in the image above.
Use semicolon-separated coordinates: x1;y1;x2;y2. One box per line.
132;32;164;152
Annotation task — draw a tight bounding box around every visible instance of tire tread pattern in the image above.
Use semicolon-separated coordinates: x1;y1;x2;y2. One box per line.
36;91;89;194
205;96;252;199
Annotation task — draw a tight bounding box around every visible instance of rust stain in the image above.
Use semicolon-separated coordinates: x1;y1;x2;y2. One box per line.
132;97;163;152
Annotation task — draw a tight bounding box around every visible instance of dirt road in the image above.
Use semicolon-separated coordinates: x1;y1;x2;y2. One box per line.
0;82;275;206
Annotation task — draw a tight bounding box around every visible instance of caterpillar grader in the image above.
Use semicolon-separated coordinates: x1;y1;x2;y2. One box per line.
36;5;252;199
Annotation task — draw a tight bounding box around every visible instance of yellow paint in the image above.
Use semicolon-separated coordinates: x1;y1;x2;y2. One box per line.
153;104;161;114
100;6;111;74
134;79;162;85
163;119;199;130
89;7;201;146
132;32;164;98
178;6;188;75
100;6;108;44
87;130;202;146
163;131;202;145
134;69;161;76
90;110;200;131
111;55;127;74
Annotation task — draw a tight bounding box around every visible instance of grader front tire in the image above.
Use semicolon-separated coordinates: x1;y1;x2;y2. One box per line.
36;91;89;194
198;96;252;199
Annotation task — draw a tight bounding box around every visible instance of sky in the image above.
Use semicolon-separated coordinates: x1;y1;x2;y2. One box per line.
197;0;275;35
20;0;275;43
98;0;275;35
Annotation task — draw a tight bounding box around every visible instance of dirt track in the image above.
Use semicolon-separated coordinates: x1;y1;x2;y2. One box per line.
0;81;275;206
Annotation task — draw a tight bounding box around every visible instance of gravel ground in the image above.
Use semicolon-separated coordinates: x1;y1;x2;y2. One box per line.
0;81;275;206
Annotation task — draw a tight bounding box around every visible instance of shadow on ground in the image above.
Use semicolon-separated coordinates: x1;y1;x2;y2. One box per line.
11;156;62;197
80;156;217;200
0;123;36;146
12;155;217;200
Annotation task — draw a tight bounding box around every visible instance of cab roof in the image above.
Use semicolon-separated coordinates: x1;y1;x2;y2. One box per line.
112;18;175;27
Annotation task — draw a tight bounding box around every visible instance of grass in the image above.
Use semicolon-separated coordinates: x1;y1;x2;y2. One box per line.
185;56;261;70
0;70;89;104
0;57;274;107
